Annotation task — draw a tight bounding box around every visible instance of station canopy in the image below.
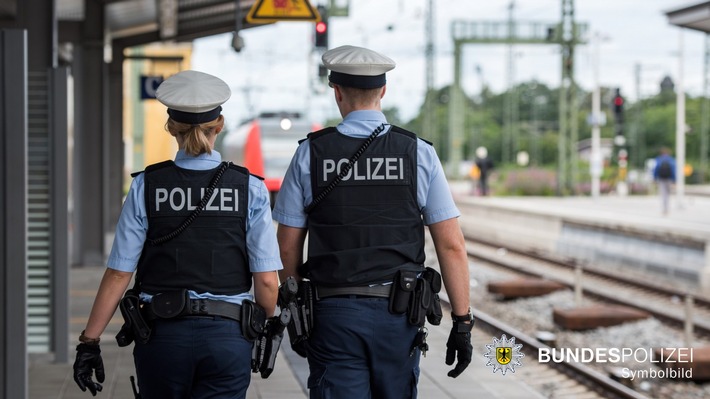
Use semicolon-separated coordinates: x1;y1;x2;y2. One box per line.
57;0;261;47
666;1;710;33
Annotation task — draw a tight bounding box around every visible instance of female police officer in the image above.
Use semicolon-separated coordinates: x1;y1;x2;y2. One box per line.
72;70;281;398
272;45;473;399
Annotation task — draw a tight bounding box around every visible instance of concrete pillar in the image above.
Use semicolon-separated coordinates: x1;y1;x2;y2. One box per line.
72;0;106;265
1;27;28;399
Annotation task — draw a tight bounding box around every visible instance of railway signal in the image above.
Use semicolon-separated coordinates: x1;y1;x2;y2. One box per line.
314;5;328;49
612;88;624;136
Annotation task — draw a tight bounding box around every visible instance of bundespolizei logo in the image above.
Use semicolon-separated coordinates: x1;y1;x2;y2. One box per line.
484;334;524;375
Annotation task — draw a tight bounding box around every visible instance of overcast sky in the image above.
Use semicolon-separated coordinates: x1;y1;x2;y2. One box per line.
192;0;707;129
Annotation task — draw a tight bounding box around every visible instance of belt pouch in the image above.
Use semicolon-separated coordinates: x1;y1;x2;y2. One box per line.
389;270;417;314
241;299;266;341
408;279;428;326
150;289;189;319
423;268;443;325
117;289;151;345
423;267;442;293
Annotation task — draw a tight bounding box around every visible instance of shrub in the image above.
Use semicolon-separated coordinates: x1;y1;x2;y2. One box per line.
495;167;557;196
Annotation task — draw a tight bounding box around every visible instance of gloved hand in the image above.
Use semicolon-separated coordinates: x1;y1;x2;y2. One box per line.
291;340;309;358
73;343;105;396
445;323;473;378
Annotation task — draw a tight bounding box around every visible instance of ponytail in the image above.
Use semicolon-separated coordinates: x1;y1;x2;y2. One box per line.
165;115;224;156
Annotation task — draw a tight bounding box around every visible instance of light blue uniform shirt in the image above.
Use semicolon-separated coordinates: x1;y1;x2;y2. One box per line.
107;150;282;305
272;110;460;228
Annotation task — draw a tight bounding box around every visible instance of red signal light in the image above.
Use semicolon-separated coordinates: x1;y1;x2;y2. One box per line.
613;96;624;107
316;21;327;34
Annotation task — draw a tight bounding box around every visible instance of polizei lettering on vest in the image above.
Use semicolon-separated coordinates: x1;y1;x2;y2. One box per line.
322;157;405;182
154;187;239;212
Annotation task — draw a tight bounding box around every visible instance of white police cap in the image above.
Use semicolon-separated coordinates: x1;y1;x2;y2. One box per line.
156;70;231;125
322;45;396;89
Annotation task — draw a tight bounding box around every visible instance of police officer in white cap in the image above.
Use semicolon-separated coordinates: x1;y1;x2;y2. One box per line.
73;70;282;398
273;45;473;398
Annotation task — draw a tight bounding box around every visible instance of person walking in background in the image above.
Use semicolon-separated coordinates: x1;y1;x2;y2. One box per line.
474;146;494;196
72;70;281;398
653;146;676;215
272;45;473;398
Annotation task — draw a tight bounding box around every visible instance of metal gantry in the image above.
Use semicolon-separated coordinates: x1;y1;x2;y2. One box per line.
448;0;586;193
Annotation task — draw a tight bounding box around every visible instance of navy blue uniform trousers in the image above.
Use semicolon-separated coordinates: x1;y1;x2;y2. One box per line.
307;297;421;399
133;316;252;399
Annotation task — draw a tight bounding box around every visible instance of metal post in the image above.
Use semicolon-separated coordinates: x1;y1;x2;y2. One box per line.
590;32;602;199
700;34;709;184
574;263;582;306
676;28;686;209
423;0;436;146
684;295;694;347
50;67;70;363
448;40;463;178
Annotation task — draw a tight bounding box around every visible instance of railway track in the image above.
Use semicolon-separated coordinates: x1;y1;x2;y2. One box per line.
464;236;710;338
436;291;650;399
422;234;710;398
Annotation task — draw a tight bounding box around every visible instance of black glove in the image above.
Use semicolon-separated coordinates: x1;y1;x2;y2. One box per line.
291;340;309;358
73;343;105;396
445;323;473;378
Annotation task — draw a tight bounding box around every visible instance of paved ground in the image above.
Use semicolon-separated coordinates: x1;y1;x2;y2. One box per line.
30;184;710;398
29;265;541;399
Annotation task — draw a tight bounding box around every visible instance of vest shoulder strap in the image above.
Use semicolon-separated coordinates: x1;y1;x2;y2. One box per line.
131;160;174;178
301;126;338;144
227;162;262;181
389;125;432;146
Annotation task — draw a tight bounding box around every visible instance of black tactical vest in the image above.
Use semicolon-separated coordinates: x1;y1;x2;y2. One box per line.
136;161;251;295
307;126;425;287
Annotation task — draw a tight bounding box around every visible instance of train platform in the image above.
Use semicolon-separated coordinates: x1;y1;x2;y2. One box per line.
451;183;710;237
451;182;710;295
30;185;710;398
29;265;544;399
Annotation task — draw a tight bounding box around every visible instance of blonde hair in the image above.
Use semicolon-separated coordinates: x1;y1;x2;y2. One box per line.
165;115;224;156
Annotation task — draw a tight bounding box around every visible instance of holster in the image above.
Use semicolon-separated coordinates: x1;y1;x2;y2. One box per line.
252;309;291;379
116;289;152;346
277;277;314;351
241;299;267;341
299;281;315;337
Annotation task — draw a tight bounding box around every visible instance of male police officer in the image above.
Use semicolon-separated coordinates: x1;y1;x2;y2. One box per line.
272;45;473;398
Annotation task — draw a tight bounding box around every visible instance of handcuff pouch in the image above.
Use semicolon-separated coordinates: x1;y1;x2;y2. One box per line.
150;289;189;319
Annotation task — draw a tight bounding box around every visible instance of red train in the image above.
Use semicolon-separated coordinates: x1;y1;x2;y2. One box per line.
220;112;321;205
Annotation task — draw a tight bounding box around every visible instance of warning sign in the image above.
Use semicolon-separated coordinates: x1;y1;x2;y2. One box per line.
246;0;321;24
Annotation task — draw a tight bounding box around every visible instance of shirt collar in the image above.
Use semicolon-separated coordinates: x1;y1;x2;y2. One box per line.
337;110;389;137
174;149;222;170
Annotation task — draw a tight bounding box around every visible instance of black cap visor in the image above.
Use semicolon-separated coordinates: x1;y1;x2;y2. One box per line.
167;106;222;125
328;71;386;89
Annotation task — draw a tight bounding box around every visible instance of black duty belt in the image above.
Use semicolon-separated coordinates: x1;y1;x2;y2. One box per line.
316;284;391;299
143;298;242;322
